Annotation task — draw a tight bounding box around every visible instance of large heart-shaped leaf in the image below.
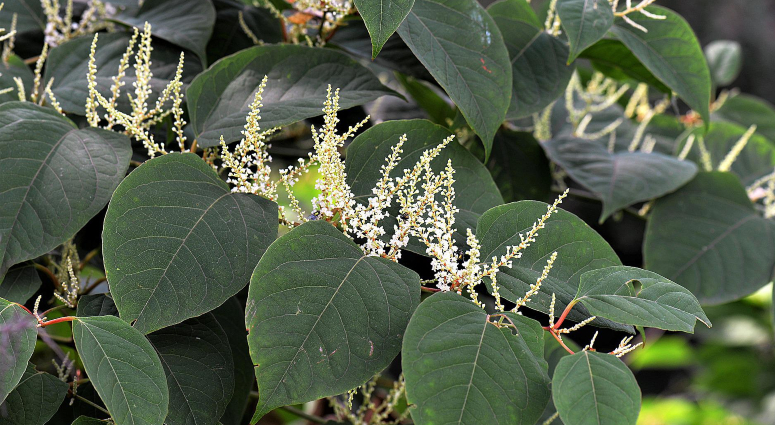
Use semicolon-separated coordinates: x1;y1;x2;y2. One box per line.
0;263;41;304
103;153;278;334
148;313;234;425
0;102;131;278
45;32;203;116
345;119;504;255
0;363;68;425
73;315;169;425
543;135;697;222
213;298;254;425
0;298;37;405
476;201;633;333
644;172;775;304
187;44;395;147
354;0;414;58
398;0;512;156
113;0;216;65
557;0;614;63
713;93;775;143
247;220;420;421
553;351;640;425
402;292;550;425
575;266;710;333
610;5;711;123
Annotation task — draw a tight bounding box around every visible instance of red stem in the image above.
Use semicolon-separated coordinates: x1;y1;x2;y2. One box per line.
553;300;578;330
549;329;575;355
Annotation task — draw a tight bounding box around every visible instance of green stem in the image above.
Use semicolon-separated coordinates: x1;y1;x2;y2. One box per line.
71;392;110;416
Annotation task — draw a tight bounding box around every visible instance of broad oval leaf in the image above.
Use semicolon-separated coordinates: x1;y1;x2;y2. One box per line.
476;201;633;333
543;135;697;222
112;0;216;65
187;44;396;147
103;153;278;334
713;93;775;143
0;263;41;304
704;40;742;87
575;266;711;333
579;39;669;93
345;119;504;255
398;0;512;156
610;5;711;123
553;351;640;425
354;0;414;58
148;313;234;425
73;315;169;425
402;292;550;425
557;0;614;63
0;102;131;277
0;298;37;404
1;363;68;425
247;220;420;421
644;172;775;304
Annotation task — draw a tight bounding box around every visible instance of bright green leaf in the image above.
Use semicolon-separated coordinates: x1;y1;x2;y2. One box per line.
0;364;68;425
394;74;455;126
557;0;614;63
0;102;131;277
705;40;742;87
0;263;41;304
553;351;640;425
402;292;550;425
712;93;775;143
354;0;414;58
103;153;278;334
73;315;169;425
0;298;37;404
247;221;420;421
398;0;512;156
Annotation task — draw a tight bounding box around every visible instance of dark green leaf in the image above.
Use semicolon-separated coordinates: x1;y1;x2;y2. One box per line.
543;135;697;221
398;0;512;156
0;263;40;304
345;119;503;255
113;0;216;65
553;351;640;425
354;0;414;58
0;364;68;425
644;172;775;304
0;55;33;105
704;40;742;87
712;93;775;142
148;313;234;425
206;0;283;64
476;201;633;333
610;5;711;123
73;315;169;425
0;298;37;404
575;266;710;332
45;32;203;116
71;417;110;425
580;39;669;92
213;298;253;425
488;1;573;120
557;0;614;63
0;0;44;34
247;221;420;421
103;153;278;334
402;292;550;425
486;129;552;202
76;294;118;318
394;74;455;126
187;44;395;147
0;102;131;277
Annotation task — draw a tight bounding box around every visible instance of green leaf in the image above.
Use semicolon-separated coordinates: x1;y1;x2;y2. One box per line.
73;315;169;425
488;1;573;121
0;263;41;304
486;129;553;203
148;313;234;425
476;201;633;333
103;153;278;334
398;0;512;156
644;172;775;304
345;119;504;255
575;266;710;332
354;0;414;58
0;102;131;278
0;55;33;105
712;93;775;143
553;351;640;425
0;298;37;404
213;298;253;425
71;417;110;425
187;44;395;147
247;221;420;421
0;0;44;34
0;364;68;425
543;135;697;221
402;292;550;425
557;0;614;63
704;40;742;87
394;73;455;126
45;32;202;116
206;0;283;64
76;294;119;318
580;39;669;93
610;5;711;123
112;0;216;65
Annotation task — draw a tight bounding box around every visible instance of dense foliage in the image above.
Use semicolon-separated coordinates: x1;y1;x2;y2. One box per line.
0;0;772;424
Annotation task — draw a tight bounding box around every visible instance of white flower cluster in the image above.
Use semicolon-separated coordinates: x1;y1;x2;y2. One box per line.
43;0;116;47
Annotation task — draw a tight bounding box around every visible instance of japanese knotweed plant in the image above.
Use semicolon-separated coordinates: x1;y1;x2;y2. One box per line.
3;0;775;424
